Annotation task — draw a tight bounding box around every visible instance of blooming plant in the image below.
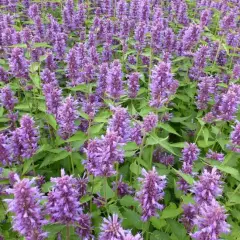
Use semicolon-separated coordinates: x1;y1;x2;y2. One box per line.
0;0;240;239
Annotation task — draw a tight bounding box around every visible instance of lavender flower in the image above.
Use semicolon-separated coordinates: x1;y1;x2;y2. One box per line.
53;33;67;60
206;150;224;162
134;22;147;51
220;11;237;30
106;60;123;100
200;9;212;27
112;176;134;197
28;4;39;19
47;169;81;224
192;168;222;204
99;214;125;240
17;115;39;159
0;134;11;165
41;68;58;86
233;64;240;80
108;106;131;143
76;174;88;199
130;123;142;145
45;52;57;71
190;200;230;240
127;72;140;98
217;84;240;121
181;143;200;165
150;61;178;108
9;48;29;79
66;47;80;86
229;121;240;152
57;96;79;140
84;131;124;177
0;86;18;111
136;167;166;221
116;0;127;20
123;232;143;240
180;204;196;232
153;149;175;166
81;94;102;119
196;76;216;110
0;67;9;83
42;83;62;116
5;175;47;240
75;213;92;239
34;16;45;40
143;112;158;133
182;24;201;52
97;63;108;96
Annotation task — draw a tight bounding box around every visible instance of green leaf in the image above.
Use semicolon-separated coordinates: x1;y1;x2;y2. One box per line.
214;165;240;181
43;224;65;238
80;195;93;204
30;73;41;88
45;114;57;130
120;195;139;207
158;123;180;136
172;168;194;185
40;151;70;168
9;43;27;48
29;62;40;73
41;182;54;193
161;207;183;219
66;131;86;143
150;217;167;229
130;161;142;175
100;180;114;199
33;42;52;48
150;231;170;240
167;219;188;240
22;158;33;175
122;209;142;230
89;123;104;135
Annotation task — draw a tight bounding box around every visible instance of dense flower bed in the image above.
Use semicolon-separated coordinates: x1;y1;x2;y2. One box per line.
0;0;240;239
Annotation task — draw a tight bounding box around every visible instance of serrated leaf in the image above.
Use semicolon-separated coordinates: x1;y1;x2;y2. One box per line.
120;195;138;207
40;151;70;168
172;168;194;185
158;123;180;136
80;195;93;204
150;217;167;229
66;131;86;143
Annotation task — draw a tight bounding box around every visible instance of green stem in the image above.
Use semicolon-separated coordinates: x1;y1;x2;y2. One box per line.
138;134;146;175
70;151;74;175
66;225;70;240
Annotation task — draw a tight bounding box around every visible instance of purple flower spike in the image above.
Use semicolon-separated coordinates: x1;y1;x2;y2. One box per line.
9;48;29;79
181;143;200;165
0;86;18;111
0;134;11;165
192;168;223;205
190;200;230;240
150;61;178;108
180;204;196;232
108;106;131;143
99;214;125;240
130;123;142;145
106;60;123;100
206;150;224;162
136;167;166;221
16;115;39;159
5;175;47;240
143;112;158;133
57;96;79;140
128;72;140;99
47;169;81;224
0;67;9;83
75;213;92;239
